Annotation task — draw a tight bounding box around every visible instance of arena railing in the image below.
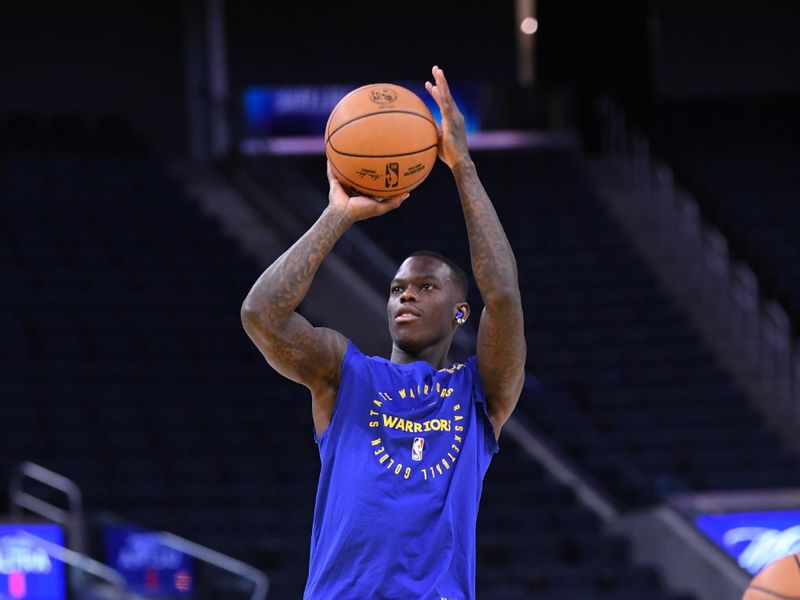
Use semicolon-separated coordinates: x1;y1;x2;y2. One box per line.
151;530;269;600
9;462;270;600
10;461;86;553
17;530;136;600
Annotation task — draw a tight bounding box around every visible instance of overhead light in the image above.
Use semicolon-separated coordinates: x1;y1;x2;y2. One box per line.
520;17;538;35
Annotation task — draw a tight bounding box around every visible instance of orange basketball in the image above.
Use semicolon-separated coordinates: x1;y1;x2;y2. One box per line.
325;83;439;198
742;553;800;599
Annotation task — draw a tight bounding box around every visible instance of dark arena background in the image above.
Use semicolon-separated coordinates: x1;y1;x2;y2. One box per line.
2;1;800;598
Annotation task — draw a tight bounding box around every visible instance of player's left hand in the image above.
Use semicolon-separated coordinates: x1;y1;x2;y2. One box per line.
326;161;409;222
425;65;471;170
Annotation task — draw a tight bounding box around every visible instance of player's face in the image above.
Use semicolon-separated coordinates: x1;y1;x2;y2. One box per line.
387;256;462;353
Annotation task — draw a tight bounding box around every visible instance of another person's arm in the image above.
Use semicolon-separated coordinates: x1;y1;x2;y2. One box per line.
241;163;408;434
425;66;526;438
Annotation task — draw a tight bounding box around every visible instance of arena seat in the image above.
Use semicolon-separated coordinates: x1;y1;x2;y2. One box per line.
653;97;800;332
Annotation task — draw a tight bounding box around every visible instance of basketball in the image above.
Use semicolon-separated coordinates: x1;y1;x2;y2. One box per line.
742;554;800;599
325;83;439;197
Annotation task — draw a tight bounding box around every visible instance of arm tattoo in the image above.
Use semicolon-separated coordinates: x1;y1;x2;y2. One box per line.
453;158;526;433
453;160;519;300
246;206;353;327
241;206;353;389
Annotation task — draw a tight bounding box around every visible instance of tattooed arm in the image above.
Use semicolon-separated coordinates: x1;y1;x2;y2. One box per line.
241;163;408;435
425;66;526;438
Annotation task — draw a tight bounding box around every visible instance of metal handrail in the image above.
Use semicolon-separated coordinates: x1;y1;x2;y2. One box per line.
17;531;134;600
155;531;269;600
9;462;268;598
9;462;85;553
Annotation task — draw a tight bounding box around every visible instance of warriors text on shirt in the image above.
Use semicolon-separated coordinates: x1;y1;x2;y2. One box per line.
367;383;466;482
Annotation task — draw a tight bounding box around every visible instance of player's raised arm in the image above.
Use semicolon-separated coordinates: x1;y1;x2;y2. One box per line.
241;163;408;430
425;66;526;438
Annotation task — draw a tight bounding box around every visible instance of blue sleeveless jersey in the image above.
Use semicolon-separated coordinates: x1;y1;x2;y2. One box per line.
304;341;499;600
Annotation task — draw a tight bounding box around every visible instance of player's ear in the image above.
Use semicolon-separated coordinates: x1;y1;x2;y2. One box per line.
454;303;470;325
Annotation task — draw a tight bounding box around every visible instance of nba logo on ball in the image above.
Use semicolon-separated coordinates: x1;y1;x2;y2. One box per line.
385;162;399;188
412;437;425;461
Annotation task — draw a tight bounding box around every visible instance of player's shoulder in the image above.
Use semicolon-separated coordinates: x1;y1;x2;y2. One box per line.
343;340;381;366
340;340;396;376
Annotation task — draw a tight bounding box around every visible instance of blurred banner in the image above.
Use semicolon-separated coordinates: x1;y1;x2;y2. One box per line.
671;489;800;578
695;510;800;576
241;82;482;141
104;526;194;599
0;524;66;600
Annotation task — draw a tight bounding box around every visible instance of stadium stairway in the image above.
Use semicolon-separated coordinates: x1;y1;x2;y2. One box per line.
586;98;800;457
651;98;800;334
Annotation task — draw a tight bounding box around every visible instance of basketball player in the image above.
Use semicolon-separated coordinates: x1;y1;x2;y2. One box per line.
241;66;525;599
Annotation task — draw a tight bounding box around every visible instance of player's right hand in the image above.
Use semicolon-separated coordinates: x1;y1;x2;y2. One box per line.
326;161;409;222
425;65;471;170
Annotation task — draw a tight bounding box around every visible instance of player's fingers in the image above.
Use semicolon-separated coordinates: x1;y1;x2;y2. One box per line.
327;162;348;193
382;192;410;211
425;81;444;109
433;65;452;98
327;165;350;202
438;132;447;160
431;74;456;117
387;192;410;205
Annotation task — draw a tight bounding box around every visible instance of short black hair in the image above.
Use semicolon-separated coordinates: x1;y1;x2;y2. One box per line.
407;250;469;300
